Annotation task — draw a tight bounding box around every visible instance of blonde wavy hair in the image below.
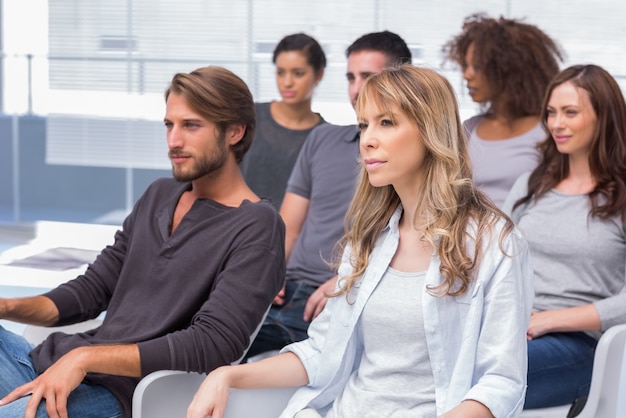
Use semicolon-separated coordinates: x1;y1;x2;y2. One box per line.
335;65;513;298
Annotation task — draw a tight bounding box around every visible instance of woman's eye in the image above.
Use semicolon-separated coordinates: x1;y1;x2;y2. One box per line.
381;119;393;126
358;123;368;131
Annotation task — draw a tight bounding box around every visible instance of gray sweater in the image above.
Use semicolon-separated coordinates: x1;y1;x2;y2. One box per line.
503;172;626;338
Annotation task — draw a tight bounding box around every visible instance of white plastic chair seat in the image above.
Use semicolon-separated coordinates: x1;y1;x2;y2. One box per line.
132;370;297;418
519;323;626;418
134;324;626;418
133;305;271;417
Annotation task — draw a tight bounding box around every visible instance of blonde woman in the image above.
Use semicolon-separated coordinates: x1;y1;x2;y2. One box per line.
187;65;533;418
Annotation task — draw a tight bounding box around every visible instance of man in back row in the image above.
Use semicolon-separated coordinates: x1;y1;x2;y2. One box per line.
0;66;285;418
246;30;412;359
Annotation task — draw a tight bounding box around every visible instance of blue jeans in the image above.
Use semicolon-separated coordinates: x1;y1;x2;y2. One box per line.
245;280;317;359
0;326;122;418
524;331;598;409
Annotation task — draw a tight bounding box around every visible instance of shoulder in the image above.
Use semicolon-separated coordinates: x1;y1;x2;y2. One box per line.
255;102;271;112
501;172;532;216
464;213;525;256
307;123;358;141
239;199;282;222
254;102;273;118
227;200;285;245
240;200;284;230
511;172;531;193
463;114;484;135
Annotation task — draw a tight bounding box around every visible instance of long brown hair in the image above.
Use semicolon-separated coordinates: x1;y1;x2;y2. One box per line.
513;65;626;222
336;65;513;298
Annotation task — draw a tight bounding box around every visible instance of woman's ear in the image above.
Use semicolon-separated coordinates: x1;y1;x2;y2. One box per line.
226;124;246;145
315;68;325;85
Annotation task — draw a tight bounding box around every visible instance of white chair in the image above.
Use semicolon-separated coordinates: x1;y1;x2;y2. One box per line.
132;370;298;418
520;323;626;418
136;324;626;418
22;319;104;345
132;306;271;417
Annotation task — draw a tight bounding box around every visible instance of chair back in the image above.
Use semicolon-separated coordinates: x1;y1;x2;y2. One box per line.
22;319;103;345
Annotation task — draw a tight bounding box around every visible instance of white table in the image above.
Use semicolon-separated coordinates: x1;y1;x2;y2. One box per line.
0;220;120;289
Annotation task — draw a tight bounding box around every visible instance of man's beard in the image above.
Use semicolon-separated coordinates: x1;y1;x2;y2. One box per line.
170;134;229;182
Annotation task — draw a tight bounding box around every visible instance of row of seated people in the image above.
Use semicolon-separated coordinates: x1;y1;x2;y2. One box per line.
235;17;625;416
0;20;624;418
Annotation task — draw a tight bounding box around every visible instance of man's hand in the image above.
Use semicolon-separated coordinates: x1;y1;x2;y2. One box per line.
303;276;337;322
0;349;88;418
0;343;140;418
273;285;286;306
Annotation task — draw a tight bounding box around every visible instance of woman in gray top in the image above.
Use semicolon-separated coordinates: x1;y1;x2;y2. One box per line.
443;13;564;207
503;65;626;410
241;33;326;209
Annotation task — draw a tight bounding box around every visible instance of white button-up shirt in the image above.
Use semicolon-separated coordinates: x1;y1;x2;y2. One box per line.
281;205;533;418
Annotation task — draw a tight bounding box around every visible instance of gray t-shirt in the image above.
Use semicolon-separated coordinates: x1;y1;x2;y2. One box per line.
286;123;360;286
241;102;325;209
465;114;545;208
503;172;626;337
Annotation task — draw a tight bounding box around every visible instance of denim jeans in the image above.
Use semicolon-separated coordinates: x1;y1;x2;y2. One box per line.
524;331;598;409
0;326;122;418
244;280;317;360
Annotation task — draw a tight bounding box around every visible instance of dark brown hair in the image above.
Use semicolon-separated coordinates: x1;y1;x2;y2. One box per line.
443;13;563;121
165;66;256;164
273;33;326;74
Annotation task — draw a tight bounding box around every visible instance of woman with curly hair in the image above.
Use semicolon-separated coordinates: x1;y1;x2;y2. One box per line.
187;65;533;418
443;13;564;207
503;64;626;409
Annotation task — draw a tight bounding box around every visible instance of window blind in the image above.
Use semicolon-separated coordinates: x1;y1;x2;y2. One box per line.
45;0;626;168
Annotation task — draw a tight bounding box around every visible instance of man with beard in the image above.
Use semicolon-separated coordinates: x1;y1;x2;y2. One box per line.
0;66;285;418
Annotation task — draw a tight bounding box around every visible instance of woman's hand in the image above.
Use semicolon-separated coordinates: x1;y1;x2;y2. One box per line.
527;305;602;341
439;400;494;417
187;366;233;418
527;311;557;340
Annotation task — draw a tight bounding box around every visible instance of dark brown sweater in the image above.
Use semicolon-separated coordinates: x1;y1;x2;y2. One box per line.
31;177;285;417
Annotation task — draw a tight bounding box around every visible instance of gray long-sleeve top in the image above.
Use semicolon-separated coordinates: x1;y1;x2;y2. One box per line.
503;172;626;338
30;177;286;417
